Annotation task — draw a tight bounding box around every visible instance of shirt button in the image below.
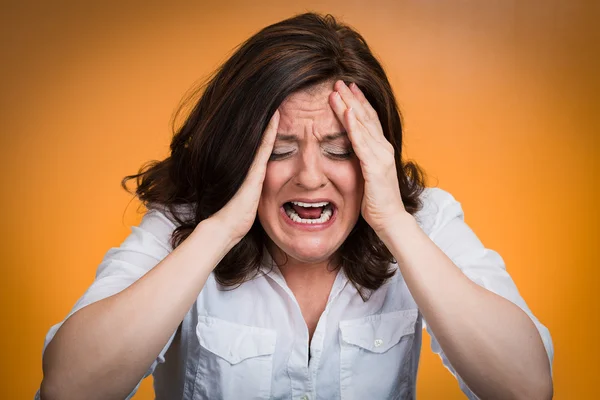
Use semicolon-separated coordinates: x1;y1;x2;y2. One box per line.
300;395;309;400
374;339;383;347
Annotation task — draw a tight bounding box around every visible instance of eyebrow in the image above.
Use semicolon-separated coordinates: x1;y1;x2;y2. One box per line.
275;132;348;142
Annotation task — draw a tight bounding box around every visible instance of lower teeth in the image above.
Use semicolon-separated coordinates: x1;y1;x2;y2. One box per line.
284;206;333;224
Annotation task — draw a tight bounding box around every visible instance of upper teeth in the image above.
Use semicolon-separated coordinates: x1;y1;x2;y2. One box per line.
291;201;329;207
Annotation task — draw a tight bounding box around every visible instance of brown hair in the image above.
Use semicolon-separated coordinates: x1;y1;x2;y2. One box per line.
121;12;428;300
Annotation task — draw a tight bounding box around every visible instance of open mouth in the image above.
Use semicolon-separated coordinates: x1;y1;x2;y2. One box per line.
282;201;336;225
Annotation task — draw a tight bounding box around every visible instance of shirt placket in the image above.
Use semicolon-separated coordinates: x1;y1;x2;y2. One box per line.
259;251;349;400
259;253;313;399
307;268;348;397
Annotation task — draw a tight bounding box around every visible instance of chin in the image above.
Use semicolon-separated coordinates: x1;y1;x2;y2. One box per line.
274;237;340;264
286;250;334;264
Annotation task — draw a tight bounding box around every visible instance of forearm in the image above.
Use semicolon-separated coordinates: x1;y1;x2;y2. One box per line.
41;218;233;400
378;212;553;400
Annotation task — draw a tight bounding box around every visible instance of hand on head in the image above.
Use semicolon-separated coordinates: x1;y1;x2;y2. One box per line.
210;110;280;243
329;80;406;234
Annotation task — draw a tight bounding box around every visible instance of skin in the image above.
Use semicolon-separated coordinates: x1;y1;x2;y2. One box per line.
39;78;552;399
254;78;553;398
255;81;364;341
326;79;553;399
257;80;364;277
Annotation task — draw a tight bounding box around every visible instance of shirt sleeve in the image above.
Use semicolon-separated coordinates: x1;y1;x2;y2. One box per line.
36;208;180;400
420;188;554;399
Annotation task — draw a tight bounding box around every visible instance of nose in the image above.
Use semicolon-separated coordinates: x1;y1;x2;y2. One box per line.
293;146;328;190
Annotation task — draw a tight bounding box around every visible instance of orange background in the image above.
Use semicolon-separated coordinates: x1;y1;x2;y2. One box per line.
2;1;598;399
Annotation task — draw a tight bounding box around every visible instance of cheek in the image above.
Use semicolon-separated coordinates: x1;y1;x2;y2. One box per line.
329;161;364;204
259;163;291;208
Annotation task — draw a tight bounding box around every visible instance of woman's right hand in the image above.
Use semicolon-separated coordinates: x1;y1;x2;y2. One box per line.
207;109;280;245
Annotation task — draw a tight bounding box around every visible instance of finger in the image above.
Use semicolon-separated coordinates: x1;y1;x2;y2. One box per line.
334;80;369;124
346;82;388;145
247;109;280;181
330;91;366;148
334;80;384;144
330;90;375;162
345;106;376;162
257;109;280;161
348;82;380;123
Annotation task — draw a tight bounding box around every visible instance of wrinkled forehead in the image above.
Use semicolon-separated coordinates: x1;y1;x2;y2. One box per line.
277;81;343;137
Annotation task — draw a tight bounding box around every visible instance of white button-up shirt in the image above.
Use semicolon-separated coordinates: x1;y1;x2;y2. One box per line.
36;187;554;399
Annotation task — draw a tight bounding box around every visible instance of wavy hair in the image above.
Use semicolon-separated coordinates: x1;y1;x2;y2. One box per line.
121;12;428;300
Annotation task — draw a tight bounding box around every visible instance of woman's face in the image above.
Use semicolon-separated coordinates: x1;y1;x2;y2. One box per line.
257;81;364;265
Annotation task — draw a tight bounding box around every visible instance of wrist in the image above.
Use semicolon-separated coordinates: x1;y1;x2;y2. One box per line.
192;217;237;257
376;211;418;245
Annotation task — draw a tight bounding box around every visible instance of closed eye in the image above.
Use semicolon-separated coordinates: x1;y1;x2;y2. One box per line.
269;150;295;161
323;143;354;160
325;150;353;160
269;147;353;161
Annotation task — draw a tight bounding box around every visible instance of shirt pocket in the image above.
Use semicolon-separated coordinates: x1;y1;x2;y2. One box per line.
193;315;277;400
339;309;419;400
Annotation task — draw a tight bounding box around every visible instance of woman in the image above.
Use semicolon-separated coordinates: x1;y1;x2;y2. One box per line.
37;12;554;400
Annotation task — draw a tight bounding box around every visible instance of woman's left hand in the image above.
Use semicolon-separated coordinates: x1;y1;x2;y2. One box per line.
329;79;406;234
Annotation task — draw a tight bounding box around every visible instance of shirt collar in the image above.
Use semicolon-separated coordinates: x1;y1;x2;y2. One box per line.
258;246;349;305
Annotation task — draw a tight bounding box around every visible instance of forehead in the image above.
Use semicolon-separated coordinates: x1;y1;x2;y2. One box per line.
277;81;342;135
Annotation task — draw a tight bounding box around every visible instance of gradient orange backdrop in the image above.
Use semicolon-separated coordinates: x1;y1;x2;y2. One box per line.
2;1;598;399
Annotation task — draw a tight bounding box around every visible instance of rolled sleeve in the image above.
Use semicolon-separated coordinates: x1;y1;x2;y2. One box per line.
421;188;554;399
37;208;180;399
